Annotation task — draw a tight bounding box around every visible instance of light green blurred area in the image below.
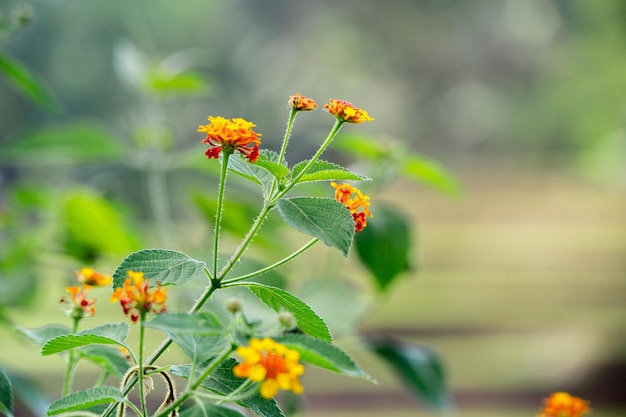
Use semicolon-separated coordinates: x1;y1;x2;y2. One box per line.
1;0;625;416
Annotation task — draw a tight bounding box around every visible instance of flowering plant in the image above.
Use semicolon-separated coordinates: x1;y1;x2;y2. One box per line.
9;95;379;417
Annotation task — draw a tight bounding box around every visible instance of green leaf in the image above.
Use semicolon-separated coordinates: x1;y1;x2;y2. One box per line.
77;346;130;378
245;283;332;342
276;197;354;256
401;155;462;196
147;70;210;95
154;315;228;364
291;160;368;184
355;205;412;291
16;324;71;345
255;153;290;180
366;337;452;410
146;311;226;336
331;133;389;160
0;52;59;111
113;249;206;288
179;403;248;417
0;369;13;417
274;333;374;382
46;386;126;415
172;360;285;417
41;323;129;356
227;150;281;192
0;122;123;165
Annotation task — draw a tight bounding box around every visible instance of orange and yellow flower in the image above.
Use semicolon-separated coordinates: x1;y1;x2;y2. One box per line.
60;286;96;318
331;182;372;232
233;337;305;399
289;93;317;112
537;392;591;417
198;116;262;162
110;271;167;323
74;267;112;287
324;99;374;124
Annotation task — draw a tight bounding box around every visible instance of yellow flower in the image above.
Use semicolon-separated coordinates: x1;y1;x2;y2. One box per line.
324;99;374;124
537;392;591;417
74;267;112;287
289;93;317;111
110;271;167;323
198;116;262;162
331;182;372;232
233;337;305;399
60;285;96;318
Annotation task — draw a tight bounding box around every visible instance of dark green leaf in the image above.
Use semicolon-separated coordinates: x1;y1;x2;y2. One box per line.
179;403;248;417
113;249;206;288
366;337;452;410
16;324;71;345
355;205;412;291
291;160;368;184
274;334;374;382
146;311;226;336
77;346;130;378
276;197;354;256
46;386;125;415
245;283;332;342
172;360;285;417
41;323;129;356
401;155;462;196
227;150;281;192
0;53;59;111
0;369;13;417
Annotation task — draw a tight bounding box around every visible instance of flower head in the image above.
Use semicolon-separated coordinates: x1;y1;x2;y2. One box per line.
74;267;112;287
324;99;374;124
60;286;96;318
538;392;591;417
233;337;305;399
331;182;373;232
110;271;167;323
198;116;262;162
289;93;317;112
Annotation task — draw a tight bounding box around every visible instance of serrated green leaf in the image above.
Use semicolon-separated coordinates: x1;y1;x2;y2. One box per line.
113;249;205;288
227;150;280;192
291;160;368;184
41;323;129;356
77;346;130;378
179;403;248;417
401;155;462;196
274;334;374;382
46;386;125;415
146;311;226;336
172;360;285;417
0;53;59;111
367;337;452;410
245;283;332;342
16;324;71;345
0;369;13;417
355;205;412;291
276;197;354;256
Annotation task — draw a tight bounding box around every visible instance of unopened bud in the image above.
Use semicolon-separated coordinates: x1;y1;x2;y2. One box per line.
278;311;295;329
226;298;242;314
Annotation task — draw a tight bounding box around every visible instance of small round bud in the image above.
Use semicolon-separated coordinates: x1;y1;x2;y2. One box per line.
226;298;243;314
278;311;295;329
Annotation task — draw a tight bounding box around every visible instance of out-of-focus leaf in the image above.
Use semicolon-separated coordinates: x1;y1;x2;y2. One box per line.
0;123;123;165
147;70;210;95
46;386;125;415
77;346;130;378
401;155;462;196
16;324;71;345
112;249;205;288
63;190;140;262
331;133;389;160
145;311;225;336
4;371;49;417
179;403;248;417
0;369;13;417
366;336;453;410
0;52;58;111
355;205;411;291
277;197;354;256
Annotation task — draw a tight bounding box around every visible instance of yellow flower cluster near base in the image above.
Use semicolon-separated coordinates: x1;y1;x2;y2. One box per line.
538;392;591;417
324;99;374;124
198;116;262;162
110;271;167;323
331;182;373;232
233;337;305;399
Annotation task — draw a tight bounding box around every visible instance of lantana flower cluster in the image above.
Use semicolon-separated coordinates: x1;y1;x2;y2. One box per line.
110;270;167;323
537;392;591;417
331;182;373;232
60;268;112;319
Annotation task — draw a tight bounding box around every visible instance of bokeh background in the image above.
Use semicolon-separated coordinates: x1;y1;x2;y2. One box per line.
1;1;625;416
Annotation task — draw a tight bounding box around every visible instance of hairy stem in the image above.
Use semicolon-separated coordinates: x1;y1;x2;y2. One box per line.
213;152;232;279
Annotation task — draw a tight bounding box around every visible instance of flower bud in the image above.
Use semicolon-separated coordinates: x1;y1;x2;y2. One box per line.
226;298;243;314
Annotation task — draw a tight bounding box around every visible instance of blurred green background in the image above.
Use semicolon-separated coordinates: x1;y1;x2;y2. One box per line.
1;1;625;416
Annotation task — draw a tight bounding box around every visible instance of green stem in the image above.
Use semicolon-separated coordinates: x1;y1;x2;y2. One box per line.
278;108;297;165
222;238;318;285
62;316;81;396
138;312;148;417
213;152;232;279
